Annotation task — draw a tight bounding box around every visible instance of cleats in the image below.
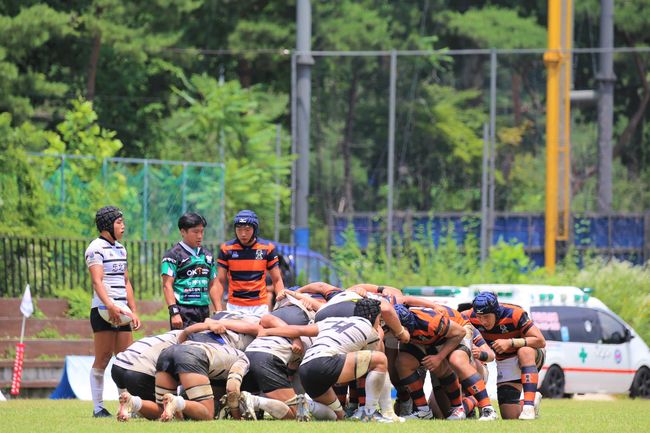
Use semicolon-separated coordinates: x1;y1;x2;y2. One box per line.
238;391;258;420
478;406;498;421
295;394;311;422
93;407;111;418
404;408;433;420
160;393;180;422
117;392;133;422
382;411;406;423
349;406;365;421
397;399;413;416
358;410;394;423
447;405;466;420
518;405;536;420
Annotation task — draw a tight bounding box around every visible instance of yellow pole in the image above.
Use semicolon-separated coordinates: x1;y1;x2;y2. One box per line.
560;0;572;240
544;0;561;272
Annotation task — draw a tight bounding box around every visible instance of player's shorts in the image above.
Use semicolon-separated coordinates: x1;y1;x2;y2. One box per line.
175;304;210;328
314;301;355;322
245;351;291;393
156;345;209;378
299;354;346;398
226;303;269;317
400;341;470;363
496;348;546;384
90;307;131;333
111;364;155;401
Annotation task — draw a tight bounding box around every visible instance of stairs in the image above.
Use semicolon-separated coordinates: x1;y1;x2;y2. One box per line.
0;298;166;397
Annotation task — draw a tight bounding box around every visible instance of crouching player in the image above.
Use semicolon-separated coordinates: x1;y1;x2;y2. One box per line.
155;319;256;421
112;330;182;421
468;292;546;420
259;298;394;422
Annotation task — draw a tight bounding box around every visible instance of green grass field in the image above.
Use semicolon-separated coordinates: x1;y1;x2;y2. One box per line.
0;398;649;433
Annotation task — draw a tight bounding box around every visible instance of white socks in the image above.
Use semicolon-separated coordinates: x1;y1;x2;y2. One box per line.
251;395;290;419
378;373;395;414
175;396;186;411
90;368;105;412
364;370;387;415
131;395;143;412
308;400;337;421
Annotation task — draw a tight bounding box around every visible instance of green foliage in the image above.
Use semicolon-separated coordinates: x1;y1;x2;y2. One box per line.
55;287;91;319
33;327;63;339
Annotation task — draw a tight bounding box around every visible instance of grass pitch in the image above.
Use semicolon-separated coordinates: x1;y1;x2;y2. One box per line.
1;398;649;433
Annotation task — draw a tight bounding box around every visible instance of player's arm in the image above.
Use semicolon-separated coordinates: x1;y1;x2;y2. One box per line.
123;269;141;330
284;290;325;310
421;319;464;371
520;324;546;349
258;324;320;338
162;275;182;329
209;318;261;336
267;265;284;310
471;329;496;362
88;264;121;325
401;295;442;310
380;302;410;343
297;282;340;296
348;283;402;298
207;260;221;313
211;266;227;311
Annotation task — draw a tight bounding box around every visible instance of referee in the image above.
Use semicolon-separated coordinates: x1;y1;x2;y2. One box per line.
161;212;218;329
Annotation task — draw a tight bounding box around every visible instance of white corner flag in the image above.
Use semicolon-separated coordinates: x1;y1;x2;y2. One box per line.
20;284;34;318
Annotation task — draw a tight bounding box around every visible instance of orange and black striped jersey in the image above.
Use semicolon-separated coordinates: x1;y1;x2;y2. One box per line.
217;238;279;307
409;307;451;346
435;305;470;327
467;303;534;360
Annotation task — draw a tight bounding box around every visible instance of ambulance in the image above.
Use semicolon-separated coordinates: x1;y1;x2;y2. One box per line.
469;284;650;399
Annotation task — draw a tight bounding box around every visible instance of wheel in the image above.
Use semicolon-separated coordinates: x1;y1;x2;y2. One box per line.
540;365;565;399
630;367;650;398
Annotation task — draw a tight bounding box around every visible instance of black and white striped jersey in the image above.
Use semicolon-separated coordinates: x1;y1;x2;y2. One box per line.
113;330;182;376
302;316;379;365
85;236;128;308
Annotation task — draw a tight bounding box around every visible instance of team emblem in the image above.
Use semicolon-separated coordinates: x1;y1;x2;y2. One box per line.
255;249;264;260
500;324;509;333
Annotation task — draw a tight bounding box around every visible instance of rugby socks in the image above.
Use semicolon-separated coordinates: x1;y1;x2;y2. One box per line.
400;372;428;411
348;381;359;405
378;373;396;414
333;383;348;407
90;368;105;412
440;372;463;407
131;395;143;412
251;395;290;419
462;395;478;414
309;400;338;421
356;377;367;407
521;365;539;406
460;373;491;408
175;396;186;411
363;370;386;415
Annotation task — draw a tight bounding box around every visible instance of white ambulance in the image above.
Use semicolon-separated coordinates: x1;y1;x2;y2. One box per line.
469;284;650;398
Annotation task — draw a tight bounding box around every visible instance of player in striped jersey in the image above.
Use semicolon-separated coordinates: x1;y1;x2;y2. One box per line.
213;210;285;316
467;292;546;420
85;206;141;418
244;293;338;421
258;299;394;422
111;330;182;421
155;319;257;421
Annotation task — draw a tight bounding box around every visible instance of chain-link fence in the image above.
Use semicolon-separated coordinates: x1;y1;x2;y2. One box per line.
30;153;225;242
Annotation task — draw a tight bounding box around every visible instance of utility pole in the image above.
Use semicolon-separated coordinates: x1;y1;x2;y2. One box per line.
597;0;614;212
295;0;313;249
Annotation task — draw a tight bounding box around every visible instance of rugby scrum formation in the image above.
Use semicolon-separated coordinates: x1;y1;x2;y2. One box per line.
110;282;545;423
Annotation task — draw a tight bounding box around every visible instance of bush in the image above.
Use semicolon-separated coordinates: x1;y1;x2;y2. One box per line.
54;287;91;319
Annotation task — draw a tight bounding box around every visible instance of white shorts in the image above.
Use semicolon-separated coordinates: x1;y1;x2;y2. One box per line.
496;357;521;384
226;303;269;317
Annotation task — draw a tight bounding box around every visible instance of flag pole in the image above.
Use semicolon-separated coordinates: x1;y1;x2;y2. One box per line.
11;284;33;396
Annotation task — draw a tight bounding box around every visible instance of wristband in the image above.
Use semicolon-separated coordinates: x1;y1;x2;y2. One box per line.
512;338;526;348
168;304;181;316
394;327;406;338
478;351;489;362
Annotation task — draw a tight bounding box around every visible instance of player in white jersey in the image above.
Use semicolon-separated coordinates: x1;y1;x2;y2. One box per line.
258;298;393;421
85;206;141;418
155;319;256;421
111;330;182;421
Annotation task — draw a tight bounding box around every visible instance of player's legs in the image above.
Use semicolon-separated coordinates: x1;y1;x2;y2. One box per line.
175;372;215;421
517;346;540;419
90;331;116;416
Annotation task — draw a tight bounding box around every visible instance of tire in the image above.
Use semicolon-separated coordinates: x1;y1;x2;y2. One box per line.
630;367;650;399
540;365;565;399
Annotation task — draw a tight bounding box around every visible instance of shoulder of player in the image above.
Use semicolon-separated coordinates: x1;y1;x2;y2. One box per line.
252;237;275;249
162;243;186;262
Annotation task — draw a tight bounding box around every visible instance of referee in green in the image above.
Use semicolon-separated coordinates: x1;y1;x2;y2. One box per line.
161;212;219;329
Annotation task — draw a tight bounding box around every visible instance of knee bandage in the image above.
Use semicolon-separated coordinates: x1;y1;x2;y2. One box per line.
185;384;214;402
327;398;343;412
155;385;176;405
354;350;373;378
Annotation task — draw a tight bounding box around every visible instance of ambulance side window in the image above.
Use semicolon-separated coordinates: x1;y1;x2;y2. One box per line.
531;306;599;343
597;311;628;344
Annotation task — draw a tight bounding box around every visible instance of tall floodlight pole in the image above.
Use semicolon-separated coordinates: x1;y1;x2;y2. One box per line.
597;0;614;212
544;0;561;272
295;0;313;249
386;50;397;266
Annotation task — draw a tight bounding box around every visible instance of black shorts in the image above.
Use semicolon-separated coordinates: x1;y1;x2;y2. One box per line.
111;365;155;401
299;355;346;398
90;307;132;333
314;302;355;322
176;304;210;328
246;351;291;393
156;345;209;378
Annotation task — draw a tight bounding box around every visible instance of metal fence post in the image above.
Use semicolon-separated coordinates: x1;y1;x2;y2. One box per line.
143;160;149;241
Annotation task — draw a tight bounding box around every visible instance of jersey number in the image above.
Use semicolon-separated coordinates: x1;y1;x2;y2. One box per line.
331;321;356;333
111;263;125;272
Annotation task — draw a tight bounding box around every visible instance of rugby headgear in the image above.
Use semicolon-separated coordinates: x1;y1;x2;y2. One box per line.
393;303;416;333
233;209;259;237
353;298;382;324
95;206;123;239
472;291;500;315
